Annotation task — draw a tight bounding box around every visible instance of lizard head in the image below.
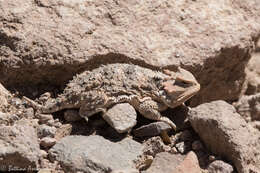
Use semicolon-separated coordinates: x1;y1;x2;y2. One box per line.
158;67;200;108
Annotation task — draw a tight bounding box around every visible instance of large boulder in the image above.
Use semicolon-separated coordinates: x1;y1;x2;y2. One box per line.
0;120;41;170
0;0;260;104
49;135;142;173
188;100;260;173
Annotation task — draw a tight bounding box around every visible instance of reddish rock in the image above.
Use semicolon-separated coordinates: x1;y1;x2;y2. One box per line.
174;151;201;173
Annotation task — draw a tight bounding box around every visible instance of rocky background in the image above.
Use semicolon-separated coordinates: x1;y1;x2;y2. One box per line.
0;0;260;173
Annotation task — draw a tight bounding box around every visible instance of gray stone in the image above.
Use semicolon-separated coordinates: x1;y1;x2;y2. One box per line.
188;100;260;173
49;135;143;173
133;121;171;137
64;109;82;122
208;160;234;173
37;124;56;138
0;120;41;170
144;152;185;173
103;103;137;133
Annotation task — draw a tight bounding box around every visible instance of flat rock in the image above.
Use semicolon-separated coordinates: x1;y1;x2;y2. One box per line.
144;152;185;173
188;100;260;173
208;160;234;173
0;120;41;170
174;151;201;173
49;135;143;173
133;121;171;137
1;0;260;105
233;93;260;121
103;103;137;133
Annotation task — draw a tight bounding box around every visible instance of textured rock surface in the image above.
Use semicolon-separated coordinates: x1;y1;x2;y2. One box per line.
188;100;260;173
0;0;260;105
208;160;234;173
0;83;10;109
0;120;41;170
233;93;260;121
144;152;185;173
144;151;201;173
245;53;260;95
103;103;137;133
49;135;143;173
174;151;201;173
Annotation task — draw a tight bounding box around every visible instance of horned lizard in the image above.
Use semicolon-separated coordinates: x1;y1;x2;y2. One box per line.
23;63;200;130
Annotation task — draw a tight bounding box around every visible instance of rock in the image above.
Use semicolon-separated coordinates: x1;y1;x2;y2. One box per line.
37;124;56;138
22;107;35;119
40;137;57;148
175;142;191;154
103;103;137;133
208;160;234;173
64;109;82;122
188;100;260;173
1;0;260;106
36;113;54;124
143;136;170;157
111;169;139;173
233;93;260;121
0;83;10;109
133;121;171;137
0;112;19;125
49;135;142;173
174;151;201;173
244;53;260;95
144;151;201;173
54;124;72;141
144;152;185;173
0;120;41;170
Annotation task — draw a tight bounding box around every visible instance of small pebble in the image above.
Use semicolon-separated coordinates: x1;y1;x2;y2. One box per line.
40;150;48;158
40;137;57;148
37;124;56;138
176;142;186;154
209;155;216;162
37;113;53;124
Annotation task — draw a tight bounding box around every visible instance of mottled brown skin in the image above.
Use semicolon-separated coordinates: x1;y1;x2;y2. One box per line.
24;63;200;130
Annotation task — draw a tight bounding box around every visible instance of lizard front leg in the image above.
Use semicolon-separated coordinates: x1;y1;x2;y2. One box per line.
135;98;176;131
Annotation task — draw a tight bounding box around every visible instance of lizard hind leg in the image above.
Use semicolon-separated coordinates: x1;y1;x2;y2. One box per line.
136;99;176;131
79;106;107;122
